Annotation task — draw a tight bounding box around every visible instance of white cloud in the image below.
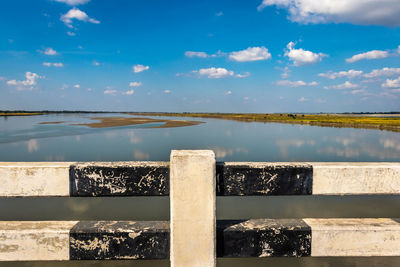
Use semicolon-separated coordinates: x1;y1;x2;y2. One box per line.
257;0;400;26
54;0;90;5
184;50;225;58
276;80;318;87
133;64;150;73
7;72;42;90
398;45;400;54
193;67;235;79
216;11;224;17
350;89;368;95
129;82;142;87
225;90;232;95
308;81;318;86
73;84;80;88
104;89;117;95
316;98;327;103
67;31;76;36
364;67;400;78
60;8;100;27
43;62;63;67
92;61;101;66
382;77;400;88
281;66;291;78
229;46;271;62
123;90;134;95
43;47;58;56
319;69;364;79
185;51;208;58
163;90;171;94
328;81;359;90
284;42;326;66
346;50;389;63
298;96;307;102
236;72;251;78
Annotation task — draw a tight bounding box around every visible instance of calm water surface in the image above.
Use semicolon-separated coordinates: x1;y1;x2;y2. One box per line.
1;114;400;266
1;113;400;162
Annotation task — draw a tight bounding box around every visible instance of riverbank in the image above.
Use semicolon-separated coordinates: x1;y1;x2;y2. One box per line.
126;113;400;132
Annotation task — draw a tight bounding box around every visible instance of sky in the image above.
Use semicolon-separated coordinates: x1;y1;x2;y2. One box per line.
1;0;400;113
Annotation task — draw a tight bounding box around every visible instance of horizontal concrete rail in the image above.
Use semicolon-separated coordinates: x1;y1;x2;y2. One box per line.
1;219;400;261
0;162;399;197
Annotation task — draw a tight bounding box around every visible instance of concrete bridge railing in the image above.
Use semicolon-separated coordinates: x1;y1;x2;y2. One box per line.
0;150;400;266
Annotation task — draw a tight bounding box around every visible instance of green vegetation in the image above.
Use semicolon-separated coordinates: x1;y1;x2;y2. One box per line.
127;112;400;132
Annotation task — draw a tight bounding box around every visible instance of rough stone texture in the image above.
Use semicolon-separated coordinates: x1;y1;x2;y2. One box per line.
217;219;311;258
70;162;169;196
216;162;313;196
0;162;72;197
70;221;169;260
170;150;216;267
311;163;400;195
304;218;400;256
0;221;78;261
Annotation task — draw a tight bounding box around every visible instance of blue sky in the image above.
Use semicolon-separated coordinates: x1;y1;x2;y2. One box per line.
1;0;400;112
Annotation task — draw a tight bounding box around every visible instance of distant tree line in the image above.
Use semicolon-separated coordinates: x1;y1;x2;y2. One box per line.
0;110;118;114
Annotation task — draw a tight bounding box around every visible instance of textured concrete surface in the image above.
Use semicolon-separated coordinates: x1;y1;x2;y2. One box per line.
217;219;311;257
1;219;400;260
70;221;169;260
1;161;399;197
0;162;72;197
216;162;312;196
305;218;400;256
311;163;400;195
70;162;169;196
0;221;78;261
170;150;216;267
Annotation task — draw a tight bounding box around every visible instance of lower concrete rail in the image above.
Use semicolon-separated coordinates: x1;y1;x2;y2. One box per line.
1;219;400;261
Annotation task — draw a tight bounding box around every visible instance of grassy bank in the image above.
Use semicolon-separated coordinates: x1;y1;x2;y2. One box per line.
127;112;400;132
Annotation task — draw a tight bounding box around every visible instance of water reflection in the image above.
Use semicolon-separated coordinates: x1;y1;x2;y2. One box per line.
0;114;400;162
210;147;248;159
26;139;39;153
319;133;400;160
276;139;316;158
133;150;150;160
129;131;142;144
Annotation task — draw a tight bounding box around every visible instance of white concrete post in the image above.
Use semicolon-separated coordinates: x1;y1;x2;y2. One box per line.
170;150;216;267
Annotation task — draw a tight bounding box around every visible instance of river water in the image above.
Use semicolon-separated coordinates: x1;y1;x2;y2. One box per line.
1;113;400;266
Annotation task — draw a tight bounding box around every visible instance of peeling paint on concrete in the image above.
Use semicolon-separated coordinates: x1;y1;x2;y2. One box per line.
70;221;169;260
216;162;313;196
217;219;311;258
70;162;169;196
